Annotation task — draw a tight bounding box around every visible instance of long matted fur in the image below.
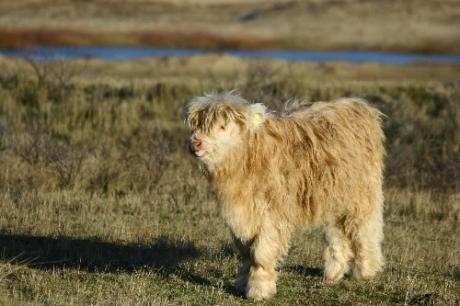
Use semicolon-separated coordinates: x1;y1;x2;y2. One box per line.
185;92;385;300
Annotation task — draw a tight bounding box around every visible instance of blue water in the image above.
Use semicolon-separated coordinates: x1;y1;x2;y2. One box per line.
2;46;460;64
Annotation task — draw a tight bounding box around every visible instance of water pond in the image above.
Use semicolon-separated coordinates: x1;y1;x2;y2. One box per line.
2;46;460;64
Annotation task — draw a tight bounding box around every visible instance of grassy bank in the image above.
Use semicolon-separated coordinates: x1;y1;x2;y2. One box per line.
0;57;459;305
1;0;460;53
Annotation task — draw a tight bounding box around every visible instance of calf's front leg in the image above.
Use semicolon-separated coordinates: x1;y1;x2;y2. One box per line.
232;235;252;293
244;218;290;301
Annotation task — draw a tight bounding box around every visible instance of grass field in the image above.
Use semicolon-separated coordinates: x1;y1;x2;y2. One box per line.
1;0;460;53
0;56;459;305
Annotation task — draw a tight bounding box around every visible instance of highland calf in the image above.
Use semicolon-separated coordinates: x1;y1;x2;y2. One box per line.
185;92;385;300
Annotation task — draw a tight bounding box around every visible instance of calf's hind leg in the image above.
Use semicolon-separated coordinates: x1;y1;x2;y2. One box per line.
351;207;384;281
322;223;354;284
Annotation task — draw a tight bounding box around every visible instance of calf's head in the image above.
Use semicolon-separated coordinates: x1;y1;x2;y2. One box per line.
185;93;266;167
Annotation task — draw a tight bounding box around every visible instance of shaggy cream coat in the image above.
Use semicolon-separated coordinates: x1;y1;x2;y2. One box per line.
185;92;385;300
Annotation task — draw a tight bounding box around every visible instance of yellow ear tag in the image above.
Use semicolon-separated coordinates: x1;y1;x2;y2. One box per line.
253;113;263;126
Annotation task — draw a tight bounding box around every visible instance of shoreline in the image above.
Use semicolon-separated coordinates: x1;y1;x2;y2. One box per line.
1;54;459;85
1;27;459;55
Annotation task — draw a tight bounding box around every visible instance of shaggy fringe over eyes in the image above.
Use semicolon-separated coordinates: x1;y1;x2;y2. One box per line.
185;92;260;132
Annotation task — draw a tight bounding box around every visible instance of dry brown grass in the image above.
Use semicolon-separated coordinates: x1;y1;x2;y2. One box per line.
0;57;459;304
1;0;460;53
0;27;281;50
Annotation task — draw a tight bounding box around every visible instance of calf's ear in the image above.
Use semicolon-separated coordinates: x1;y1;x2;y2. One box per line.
248;103;267;129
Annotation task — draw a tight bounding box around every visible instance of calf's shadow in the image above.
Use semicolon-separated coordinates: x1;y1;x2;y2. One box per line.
0;233;324;298
0;232;201;276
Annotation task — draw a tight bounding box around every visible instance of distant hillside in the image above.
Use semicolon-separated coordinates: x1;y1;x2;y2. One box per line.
1;0;459;53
